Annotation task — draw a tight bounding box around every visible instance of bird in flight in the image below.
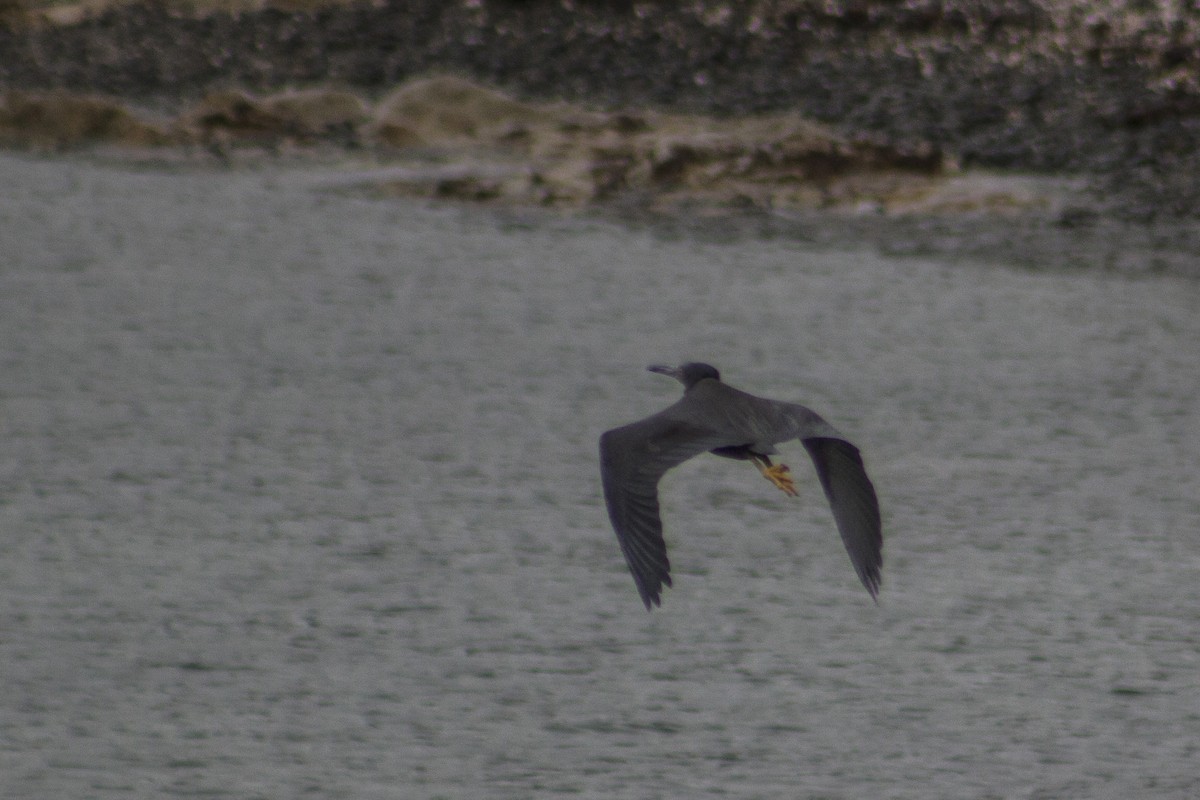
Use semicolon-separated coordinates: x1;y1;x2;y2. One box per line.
599;363;882;609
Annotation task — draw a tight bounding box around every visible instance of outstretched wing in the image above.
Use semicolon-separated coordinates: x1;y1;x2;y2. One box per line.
801;437;883;599
599;411;732;609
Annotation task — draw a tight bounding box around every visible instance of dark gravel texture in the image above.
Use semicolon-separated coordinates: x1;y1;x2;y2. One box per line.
3;0;1200;223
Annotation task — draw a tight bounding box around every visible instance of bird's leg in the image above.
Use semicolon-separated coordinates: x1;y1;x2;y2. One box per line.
752;454;797;497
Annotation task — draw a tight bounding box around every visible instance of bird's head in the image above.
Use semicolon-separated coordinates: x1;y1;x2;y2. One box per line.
647;362;721;391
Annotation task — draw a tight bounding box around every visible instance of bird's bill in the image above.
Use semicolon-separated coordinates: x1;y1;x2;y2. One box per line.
647;364;683;380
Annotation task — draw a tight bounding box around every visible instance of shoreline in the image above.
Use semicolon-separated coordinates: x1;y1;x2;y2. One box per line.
3;0;1200;275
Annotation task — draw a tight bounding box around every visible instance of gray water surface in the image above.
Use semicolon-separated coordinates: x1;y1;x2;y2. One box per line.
1;154;1198;799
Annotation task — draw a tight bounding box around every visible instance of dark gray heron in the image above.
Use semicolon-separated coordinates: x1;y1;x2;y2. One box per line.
600;362;882;609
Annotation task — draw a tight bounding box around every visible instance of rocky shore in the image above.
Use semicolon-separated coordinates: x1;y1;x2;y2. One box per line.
3;0;1199;272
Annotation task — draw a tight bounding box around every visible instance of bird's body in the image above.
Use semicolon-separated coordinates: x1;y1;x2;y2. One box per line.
600;363;882;609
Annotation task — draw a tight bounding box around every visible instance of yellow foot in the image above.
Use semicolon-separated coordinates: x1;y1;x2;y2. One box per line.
761;463;798;497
